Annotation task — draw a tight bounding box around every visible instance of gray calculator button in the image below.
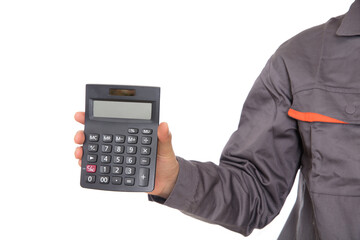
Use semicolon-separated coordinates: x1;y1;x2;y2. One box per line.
112;177;122;185
102;134;113;142
99;176;110;184
126;146;137;154
113;156;124;164
142;129;153;135
124;178;135;186
87;155;97;163
112;166;123;175
100;165;111;174
114;145;125;154
128;128;139;134
140;157;150;166
141;136;152;145
88;144;98;152
101;155;111;163
138;168;150;187
127;135;138;144
115;135;125;143
141;147;151;155
126;156;136;165
101;145;112;153
125;167;135;175
89;134;99;142
86;175;96;183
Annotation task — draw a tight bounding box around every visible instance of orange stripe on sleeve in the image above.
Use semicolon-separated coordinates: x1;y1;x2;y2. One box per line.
288;108;348;124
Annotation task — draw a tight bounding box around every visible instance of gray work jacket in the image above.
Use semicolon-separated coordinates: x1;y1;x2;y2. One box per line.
150;1;360;239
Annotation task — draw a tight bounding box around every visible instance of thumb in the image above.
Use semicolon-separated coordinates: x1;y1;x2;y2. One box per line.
157;122;175;158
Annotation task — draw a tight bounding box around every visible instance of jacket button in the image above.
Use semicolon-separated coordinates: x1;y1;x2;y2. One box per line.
345;103;357;114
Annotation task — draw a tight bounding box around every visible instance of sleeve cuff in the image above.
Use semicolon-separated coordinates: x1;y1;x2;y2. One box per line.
148;156;199;212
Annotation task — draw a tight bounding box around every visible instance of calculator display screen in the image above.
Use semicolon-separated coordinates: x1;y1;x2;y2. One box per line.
93;100;152;120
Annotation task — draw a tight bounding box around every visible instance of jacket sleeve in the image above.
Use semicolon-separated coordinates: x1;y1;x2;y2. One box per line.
149;52;302;236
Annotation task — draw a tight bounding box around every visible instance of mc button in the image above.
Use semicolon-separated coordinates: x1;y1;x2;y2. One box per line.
89;134;99;142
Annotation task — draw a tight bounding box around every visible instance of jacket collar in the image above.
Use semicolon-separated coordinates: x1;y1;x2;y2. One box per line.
336;0;360;36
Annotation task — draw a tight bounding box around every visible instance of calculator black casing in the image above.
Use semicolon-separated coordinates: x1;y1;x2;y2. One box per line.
80;84;160;192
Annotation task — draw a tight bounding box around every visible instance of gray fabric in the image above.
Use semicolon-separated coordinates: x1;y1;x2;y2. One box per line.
149;1;360;239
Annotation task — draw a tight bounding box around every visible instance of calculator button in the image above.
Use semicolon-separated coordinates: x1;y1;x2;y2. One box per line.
86;175;96;183
138;168;150;187
99;176;110;184
89;134;99;142
112;177;122;185
100;165;111;174
124;178;135;186
140;157;150;166
141;136;152;145
112;166;123;175
88;144;98;152
125;167;136;175
126;146;137;154
113;156;124;164
101;144;112;153
115;135;125;143
127;136;138;144
141;147;151;155
86;165;97;173
142;129;153;135
87;155;97;163
128;128;139;134
101;155;111;163
125;156;136;165
114;145;125;154
102;134;113;143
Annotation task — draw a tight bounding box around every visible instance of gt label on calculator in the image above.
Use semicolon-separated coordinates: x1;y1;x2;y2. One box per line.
80;84;160;192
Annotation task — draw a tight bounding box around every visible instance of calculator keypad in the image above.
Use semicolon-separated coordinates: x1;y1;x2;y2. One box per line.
85;128;154;190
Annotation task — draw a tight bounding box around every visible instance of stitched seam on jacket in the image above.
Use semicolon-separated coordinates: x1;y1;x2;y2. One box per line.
314;16;326;88
309;191;360;198
292;86;360;96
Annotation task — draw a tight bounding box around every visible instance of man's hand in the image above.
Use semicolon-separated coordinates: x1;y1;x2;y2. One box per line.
74;112;179;199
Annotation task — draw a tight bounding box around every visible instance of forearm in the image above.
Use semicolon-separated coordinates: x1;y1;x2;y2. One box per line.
150;156;292;236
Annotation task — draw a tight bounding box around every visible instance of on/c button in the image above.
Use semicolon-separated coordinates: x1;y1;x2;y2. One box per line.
86;165;97;173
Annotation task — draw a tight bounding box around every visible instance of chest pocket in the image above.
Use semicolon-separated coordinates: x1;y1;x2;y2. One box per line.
289;87;360;196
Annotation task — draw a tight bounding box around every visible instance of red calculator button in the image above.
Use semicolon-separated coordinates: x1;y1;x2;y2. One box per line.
86;165;97;173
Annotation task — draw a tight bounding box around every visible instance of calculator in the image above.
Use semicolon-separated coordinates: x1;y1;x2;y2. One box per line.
80;84;160;192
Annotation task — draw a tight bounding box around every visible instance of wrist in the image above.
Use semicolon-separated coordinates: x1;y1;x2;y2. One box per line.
158;169;179;199
151;160;179;199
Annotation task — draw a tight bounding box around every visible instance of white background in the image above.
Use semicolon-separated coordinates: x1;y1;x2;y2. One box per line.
0;0;353;239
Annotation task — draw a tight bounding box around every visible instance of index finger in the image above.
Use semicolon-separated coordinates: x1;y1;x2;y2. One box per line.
74;112;85;124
